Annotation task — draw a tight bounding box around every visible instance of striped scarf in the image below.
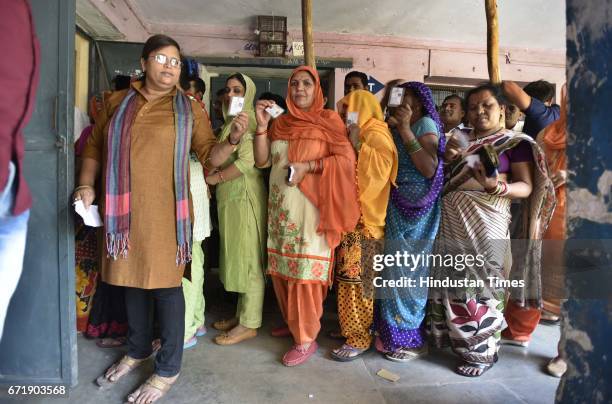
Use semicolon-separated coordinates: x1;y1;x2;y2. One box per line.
105;89;193;265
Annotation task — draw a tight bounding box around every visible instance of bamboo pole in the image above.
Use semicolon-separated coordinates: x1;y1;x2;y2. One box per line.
485;0;501;84
301;0;316;69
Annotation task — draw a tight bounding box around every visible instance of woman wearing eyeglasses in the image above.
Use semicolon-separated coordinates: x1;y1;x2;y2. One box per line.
73;34;247;403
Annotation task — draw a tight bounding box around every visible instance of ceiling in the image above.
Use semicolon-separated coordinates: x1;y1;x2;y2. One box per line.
79;0;566;50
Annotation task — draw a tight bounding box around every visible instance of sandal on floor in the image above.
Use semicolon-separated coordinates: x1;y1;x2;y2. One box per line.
330;344;367;362
455;361;495;377
282;342;318;367
384;345;427;363
195;325;208;337
500;337;530;348
183;336;197;350
126;373;178;403
212;318;238;332
540;312;561;325
546;357;567;378
96;337;127;348
214;328;257;345
95;355;146;390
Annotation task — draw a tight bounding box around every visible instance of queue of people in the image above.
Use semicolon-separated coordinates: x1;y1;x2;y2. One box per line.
72;35;566;403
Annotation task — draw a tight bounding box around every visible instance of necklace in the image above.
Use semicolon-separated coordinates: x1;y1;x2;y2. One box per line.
471;128;503;144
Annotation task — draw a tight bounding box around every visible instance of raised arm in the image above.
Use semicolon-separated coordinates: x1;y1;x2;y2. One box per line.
253;99;275;168
501;80;531;111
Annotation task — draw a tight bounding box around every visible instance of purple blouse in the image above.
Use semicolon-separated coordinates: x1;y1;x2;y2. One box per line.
498;140;533;173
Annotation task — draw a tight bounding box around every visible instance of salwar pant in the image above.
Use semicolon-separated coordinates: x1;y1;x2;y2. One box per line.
502;299;541;342
271;276;327;345
125;286;184;377
183;241;205;341
542;239;565;316
235;265;265;329
337;282;373;349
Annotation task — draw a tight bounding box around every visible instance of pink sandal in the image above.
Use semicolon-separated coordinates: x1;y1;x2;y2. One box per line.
282;341;318;366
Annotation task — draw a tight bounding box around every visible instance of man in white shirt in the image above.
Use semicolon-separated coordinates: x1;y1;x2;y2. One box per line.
504;102;525;132
440;94;468;141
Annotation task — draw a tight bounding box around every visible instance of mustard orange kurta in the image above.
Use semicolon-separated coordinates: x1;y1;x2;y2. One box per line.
82;81;217;289
335;90;398;349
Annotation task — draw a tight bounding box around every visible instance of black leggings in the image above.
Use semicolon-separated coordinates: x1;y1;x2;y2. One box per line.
124;286;185;377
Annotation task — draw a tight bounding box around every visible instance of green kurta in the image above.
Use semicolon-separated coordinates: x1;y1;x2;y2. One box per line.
216;74;267;293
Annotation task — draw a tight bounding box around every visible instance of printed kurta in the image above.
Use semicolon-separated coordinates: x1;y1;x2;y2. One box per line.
267;140;333;283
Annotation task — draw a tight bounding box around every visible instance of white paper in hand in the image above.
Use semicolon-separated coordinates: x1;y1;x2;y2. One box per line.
74;200;103;227
228;96;245;116
346;112;359;126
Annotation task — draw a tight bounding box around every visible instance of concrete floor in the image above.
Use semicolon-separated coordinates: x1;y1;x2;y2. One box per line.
2;282;561;404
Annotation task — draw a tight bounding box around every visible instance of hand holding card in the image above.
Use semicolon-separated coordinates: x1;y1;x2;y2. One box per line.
387;87;405;107
228;96;245;116
265;104;284;118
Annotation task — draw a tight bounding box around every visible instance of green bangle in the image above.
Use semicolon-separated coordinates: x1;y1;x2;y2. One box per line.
405;139;422;154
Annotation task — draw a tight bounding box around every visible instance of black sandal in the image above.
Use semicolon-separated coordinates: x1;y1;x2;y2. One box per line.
330;344;367;362
455;354;498;378
455;361;495;377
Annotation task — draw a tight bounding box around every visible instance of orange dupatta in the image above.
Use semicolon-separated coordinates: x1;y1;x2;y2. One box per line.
537;85;567;240
270;66;360;249
338;90;399;239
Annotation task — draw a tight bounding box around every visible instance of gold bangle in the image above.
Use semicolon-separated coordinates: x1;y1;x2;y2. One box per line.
74;185;93;192
485;181;500;194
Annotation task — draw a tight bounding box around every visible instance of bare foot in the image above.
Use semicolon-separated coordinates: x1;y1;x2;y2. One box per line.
212;317;239;331
127;373;179;404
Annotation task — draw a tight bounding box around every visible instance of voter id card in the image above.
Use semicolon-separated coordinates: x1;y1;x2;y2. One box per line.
228;96;245;116
265;104;284;118
388;87;405;107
